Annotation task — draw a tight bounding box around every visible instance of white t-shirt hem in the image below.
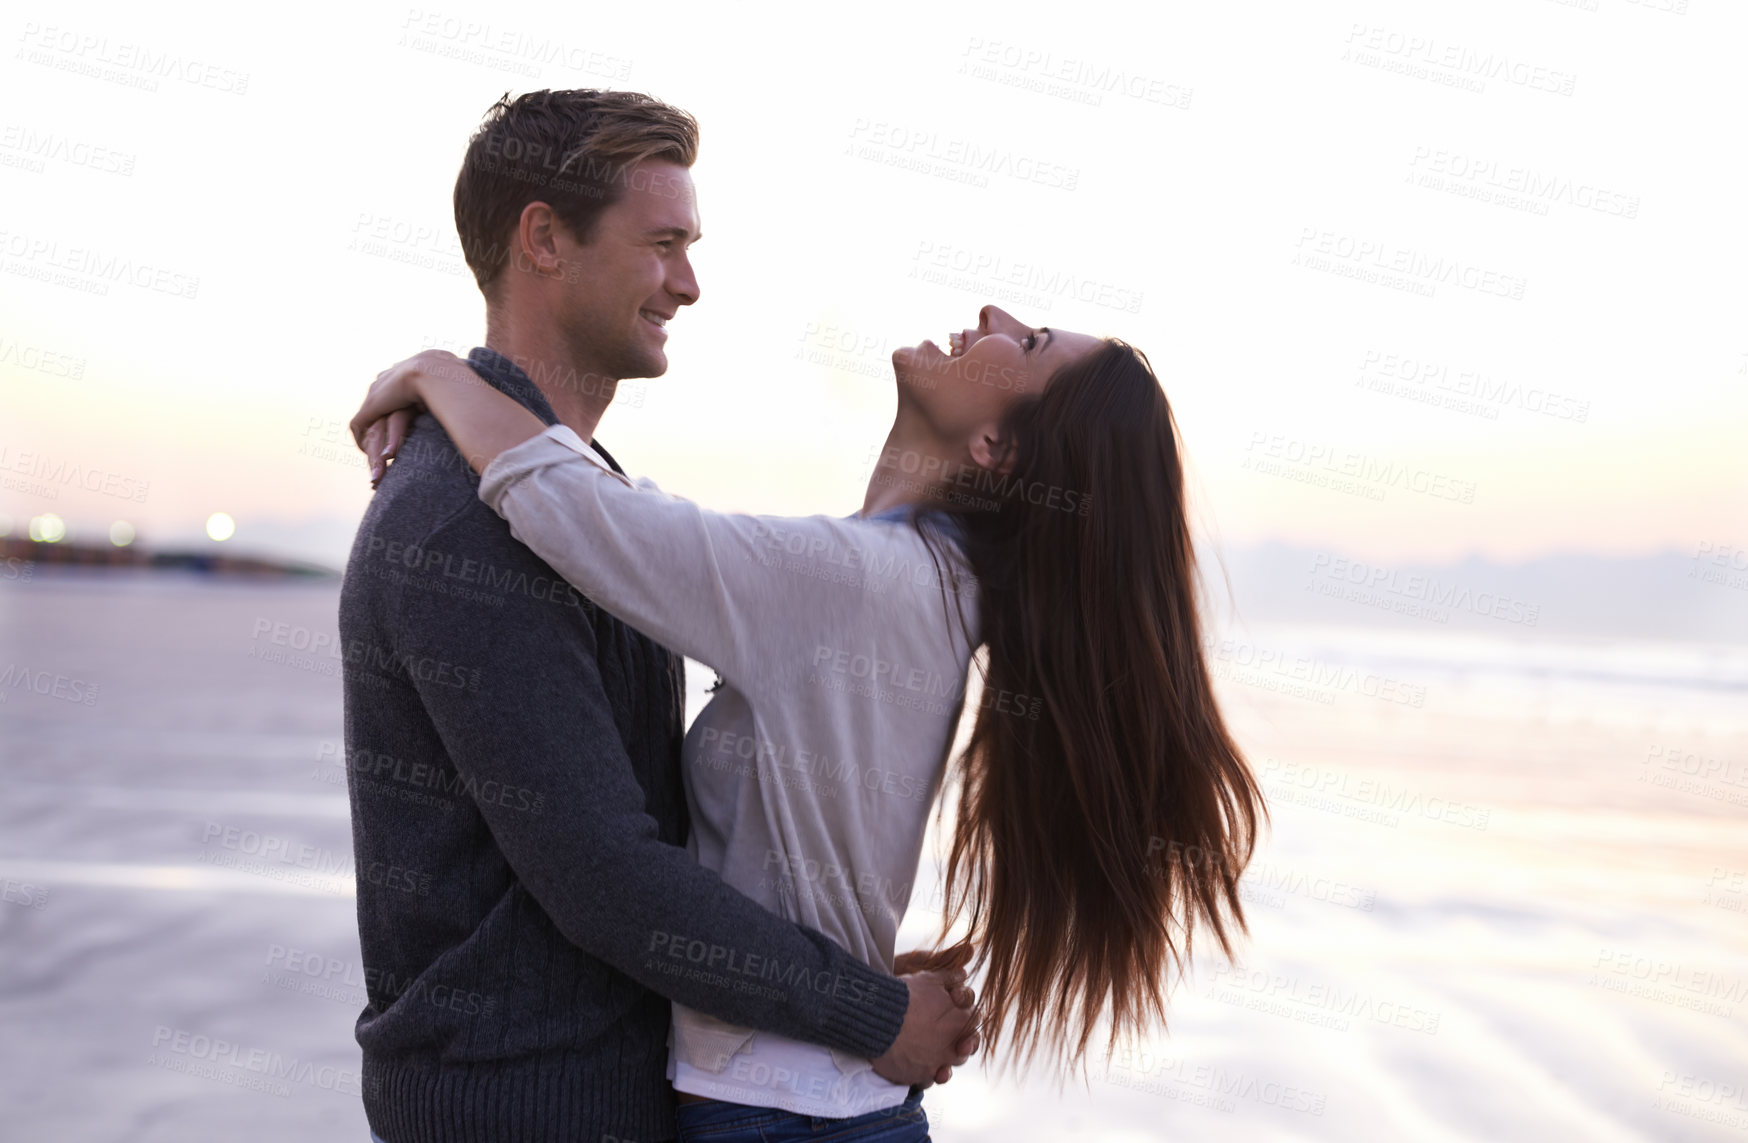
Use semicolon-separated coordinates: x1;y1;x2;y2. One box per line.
670;1065;911;1120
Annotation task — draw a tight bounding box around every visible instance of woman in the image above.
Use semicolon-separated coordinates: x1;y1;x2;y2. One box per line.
351;304;1267;1142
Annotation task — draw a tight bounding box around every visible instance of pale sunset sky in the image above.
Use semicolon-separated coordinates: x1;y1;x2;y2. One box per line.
3;0;1743;568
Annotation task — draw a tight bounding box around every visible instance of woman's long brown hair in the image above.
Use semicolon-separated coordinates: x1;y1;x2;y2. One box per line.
915;339;1267;1072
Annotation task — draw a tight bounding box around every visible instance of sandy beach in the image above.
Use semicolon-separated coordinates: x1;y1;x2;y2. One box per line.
3;570;1745;1141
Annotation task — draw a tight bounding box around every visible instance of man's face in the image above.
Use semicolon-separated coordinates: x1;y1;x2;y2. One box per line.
553;159;701;381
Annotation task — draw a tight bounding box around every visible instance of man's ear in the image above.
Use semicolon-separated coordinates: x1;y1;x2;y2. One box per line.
516;202;565;280
968;427;1016;475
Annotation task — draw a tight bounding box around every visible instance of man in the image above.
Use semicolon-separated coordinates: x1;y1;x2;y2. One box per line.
339;89;975;1143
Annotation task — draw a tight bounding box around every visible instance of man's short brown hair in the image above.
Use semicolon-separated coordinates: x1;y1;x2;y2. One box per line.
453;89;699;295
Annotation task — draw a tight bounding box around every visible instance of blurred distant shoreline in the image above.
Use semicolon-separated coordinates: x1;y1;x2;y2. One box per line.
4;534;1744;647
1206;541;1748;645
0;536;338;579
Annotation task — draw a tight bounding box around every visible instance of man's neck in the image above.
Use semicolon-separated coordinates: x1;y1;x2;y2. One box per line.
483;310;618;445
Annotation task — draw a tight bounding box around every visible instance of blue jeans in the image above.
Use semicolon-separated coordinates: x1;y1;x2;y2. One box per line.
675;1088;929;1143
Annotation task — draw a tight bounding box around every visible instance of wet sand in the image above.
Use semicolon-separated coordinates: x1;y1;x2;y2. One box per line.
2;573;1744;1140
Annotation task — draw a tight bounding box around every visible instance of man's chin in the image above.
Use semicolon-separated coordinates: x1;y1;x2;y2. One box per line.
627;354;667;381
606;349;667;383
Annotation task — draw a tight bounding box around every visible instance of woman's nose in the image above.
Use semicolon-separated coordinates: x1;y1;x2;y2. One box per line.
979;305;1018;335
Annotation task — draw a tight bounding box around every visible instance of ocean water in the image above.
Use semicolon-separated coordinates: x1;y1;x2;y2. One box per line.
2;572;1744;1141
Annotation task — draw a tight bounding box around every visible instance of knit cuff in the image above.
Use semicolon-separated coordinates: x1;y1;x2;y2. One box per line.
816;956;909;1060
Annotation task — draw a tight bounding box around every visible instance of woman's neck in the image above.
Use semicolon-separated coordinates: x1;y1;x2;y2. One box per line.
860;410;967;518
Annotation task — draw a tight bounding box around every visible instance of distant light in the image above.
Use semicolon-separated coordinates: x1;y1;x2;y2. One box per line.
206;513;235;542
110;521;136;547
0;512;11;537
30;513;66;543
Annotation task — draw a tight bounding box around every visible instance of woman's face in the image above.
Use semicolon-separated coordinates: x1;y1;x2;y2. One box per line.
892;305;1103;445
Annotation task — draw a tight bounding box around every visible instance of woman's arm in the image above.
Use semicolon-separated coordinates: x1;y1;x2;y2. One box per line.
349;349;547;484
352;349;968;694
476;427;890;692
